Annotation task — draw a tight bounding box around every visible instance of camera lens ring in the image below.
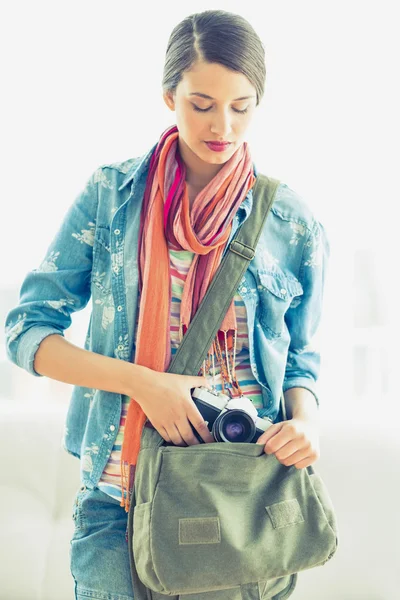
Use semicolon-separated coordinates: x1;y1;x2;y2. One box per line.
212;409;255;443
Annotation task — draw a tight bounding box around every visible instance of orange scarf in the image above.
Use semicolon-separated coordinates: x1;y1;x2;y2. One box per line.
120;125;256;512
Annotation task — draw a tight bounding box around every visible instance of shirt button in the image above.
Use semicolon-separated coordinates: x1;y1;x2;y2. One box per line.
280;289;287;295
117;306;123;312
113;266;119;274
114;229;120;235
110;425;115;431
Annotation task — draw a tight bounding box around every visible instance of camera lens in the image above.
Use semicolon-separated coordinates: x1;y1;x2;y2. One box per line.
212;409;255;443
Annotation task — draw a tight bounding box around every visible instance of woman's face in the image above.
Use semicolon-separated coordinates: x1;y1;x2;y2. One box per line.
163;61;258;182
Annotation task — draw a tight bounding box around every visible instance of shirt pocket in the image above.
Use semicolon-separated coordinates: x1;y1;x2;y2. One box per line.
91;225;112;295
256;268;303;339
71;484;90;534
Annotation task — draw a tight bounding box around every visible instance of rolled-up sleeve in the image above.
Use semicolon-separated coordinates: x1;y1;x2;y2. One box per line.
4;169;99;376
283;218;330;406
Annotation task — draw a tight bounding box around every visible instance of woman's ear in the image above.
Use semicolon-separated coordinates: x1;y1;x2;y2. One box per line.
163;90;176;112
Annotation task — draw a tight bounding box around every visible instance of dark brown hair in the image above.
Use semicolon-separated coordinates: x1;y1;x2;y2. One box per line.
162;10;266;105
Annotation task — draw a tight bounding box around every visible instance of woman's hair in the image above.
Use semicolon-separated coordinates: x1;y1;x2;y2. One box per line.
162;10;266;106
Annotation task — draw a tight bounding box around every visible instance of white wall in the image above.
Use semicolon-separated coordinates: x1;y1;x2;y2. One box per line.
1;2;399;598
1;2;398;429
0;7;400;448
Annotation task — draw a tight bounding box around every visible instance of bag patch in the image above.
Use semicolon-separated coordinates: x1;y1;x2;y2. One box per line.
179;517;221;545
265;499;305;529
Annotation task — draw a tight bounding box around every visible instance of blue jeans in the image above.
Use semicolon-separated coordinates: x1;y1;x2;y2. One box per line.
69;484;134;599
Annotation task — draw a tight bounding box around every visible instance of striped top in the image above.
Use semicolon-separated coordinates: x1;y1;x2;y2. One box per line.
97;244;264;501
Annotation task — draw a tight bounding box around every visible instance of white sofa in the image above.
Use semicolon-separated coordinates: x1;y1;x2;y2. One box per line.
1;400;399;600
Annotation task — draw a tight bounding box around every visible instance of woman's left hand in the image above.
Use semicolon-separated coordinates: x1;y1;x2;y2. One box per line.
256;417;320;469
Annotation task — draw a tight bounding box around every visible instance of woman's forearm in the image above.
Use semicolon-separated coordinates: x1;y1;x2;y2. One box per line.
33;333;149;398
283;387;319;422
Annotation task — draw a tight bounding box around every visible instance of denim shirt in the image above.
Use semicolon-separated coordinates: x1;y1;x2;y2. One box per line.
4;141;330;489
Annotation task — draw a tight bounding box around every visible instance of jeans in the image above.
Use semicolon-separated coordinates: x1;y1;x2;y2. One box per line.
69;484;134;599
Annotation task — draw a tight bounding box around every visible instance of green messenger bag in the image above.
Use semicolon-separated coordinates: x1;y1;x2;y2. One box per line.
127;174;339;600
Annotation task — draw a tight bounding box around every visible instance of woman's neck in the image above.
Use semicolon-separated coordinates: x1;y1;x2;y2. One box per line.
186;181;203;208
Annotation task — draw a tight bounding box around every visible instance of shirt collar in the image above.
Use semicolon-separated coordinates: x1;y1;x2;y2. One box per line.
118;142;157;191
237;161;258;222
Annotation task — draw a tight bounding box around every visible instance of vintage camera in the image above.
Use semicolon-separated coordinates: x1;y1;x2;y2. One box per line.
190;386;273;444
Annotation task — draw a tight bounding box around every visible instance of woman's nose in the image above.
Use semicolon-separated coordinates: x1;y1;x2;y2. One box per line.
210;112;232;139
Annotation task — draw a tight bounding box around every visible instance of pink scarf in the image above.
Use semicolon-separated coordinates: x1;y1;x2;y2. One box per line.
120;124;256;512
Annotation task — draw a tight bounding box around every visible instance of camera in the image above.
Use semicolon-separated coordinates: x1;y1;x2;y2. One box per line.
190;386;273;444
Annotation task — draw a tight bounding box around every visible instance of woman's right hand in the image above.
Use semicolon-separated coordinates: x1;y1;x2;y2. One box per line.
132;368;216;446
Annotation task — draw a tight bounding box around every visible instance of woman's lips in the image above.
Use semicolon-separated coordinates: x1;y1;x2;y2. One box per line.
205;141;231;152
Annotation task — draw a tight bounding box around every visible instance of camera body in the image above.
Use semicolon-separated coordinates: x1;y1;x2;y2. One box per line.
190;386;273;444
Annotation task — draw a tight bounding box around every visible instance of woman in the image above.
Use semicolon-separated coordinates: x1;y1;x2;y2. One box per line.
4;9;330;600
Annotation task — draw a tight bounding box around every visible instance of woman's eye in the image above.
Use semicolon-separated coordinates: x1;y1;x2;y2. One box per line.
192;105;248;115
193;105;211;113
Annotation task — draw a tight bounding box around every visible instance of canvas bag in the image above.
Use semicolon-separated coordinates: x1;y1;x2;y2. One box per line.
126;174;339;600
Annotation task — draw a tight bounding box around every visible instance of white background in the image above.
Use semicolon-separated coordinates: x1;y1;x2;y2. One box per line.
1;0;399;419
1;3;399;599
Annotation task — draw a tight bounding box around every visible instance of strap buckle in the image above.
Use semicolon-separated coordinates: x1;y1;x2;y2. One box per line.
229;240;255;260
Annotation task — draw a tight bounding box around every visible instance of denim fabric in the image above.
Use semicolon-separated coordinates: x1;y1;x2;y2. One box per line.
70;484;134;599
4;142;330;493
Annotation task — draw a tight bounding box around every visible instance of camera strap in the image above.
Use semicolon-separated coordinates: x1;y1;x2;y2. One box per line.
166;173;286;419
